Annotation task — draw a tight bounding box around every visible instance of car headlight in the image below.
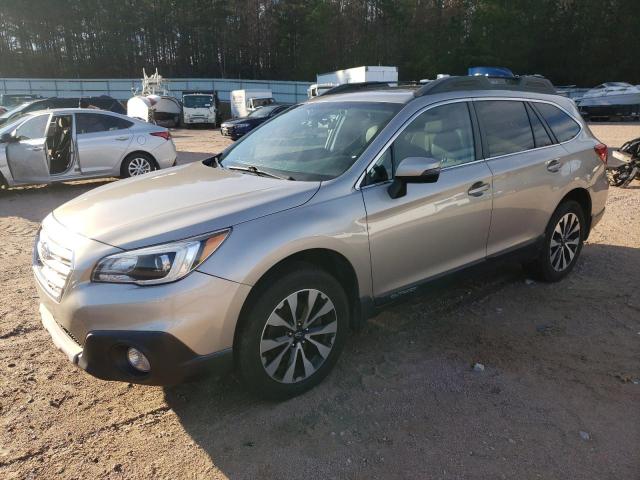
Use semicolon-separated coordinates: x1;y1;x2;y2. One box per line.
92;230;230;285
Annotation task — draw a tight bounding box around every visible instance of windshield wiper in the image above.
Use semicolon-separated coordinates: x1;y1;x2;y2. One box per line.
227;165;294;180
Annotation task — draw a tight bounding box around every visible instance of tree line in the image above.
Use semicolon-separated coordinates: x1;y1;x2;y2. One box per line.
0;0;638;86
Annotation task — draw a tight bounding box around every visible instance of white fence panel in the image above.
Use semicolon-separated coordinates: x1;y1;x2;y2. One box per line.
0;77;312;103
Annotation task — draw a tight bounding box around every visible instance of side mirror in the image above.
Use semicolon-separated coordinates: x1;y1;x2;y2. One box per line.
0;133;17;144
388;157;441;199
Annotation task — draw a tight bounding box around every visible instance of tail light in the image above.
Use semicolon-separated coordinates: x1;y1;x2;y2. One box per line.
150;131;171;141
594;143;608;164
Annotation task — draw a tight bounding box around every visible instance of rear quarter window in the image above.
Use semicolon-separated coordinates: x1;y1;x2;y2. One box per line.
76;113;133;134
534;103;581;143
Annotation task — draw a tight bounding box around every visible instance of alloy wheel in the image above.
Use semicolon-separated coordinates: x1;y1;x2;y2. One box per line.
550;212;581;272
128;157;152;176
259;289;338;384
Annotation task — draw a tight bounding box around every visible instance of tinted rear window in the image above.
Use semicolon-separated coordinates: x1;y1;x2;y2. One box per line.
77;113;133;134
475;100;534;157
534;103;580;142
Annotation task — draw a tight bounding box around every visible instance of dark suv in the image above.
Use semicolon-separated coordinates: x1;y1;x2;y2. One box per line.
0;96;125;126
221;104;291;140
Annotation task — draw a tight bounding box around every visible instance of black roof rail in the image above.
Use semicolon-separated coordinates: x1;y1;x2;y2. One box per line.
321;81;399;96
414;75;556;97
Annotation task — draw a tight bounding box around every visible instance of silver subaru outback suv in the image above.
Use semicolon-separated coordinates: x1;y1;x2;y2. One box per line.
33;76;608;398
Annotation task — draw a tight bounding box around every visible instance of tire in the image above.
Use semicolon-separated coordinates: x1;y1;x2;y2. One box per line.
606;165;632;187
621;166;638;187
236;266;349;400
120;153;156;178
524;200;585;282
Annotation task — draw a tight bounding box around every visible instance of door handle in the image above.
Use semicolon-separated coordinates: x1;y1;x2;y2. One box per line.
468;181;490;197
115;136;130;141
546;159;561;172
28;146;43;152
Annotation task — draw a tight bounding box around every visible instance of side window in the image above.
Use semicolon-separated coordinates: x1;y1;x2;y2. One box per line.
525;104;553;148
364;102;475;185
534;103;580;143
76;113;133;134
475;100;534;157
14;115;49;140
365;148;393;184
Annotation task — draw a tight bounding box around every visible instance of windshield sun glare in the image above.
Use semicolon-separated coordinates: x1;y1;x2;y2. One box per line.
220;102;401;181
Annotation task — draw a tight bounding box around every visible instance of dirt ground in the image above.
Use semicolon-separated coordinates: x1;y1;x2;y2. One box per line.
1;124;639;479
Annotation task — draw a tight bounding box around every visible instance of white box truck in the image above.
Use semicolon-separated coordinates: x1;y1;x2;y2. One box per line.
182;91;219;127
230;89;274;118
309;66;398;97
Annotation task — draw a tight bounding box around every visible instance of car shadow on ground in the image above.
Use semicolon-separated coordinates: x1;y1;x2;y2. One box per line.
176;151;214;165
161;243;640;478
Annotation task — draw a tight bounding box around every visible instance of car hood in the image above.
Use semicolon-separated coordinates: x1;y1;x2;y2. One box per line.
53;162;320;249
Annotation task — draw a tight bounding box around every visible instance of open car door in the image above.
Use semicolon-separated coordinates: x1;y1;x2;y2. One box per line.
6;113;51;183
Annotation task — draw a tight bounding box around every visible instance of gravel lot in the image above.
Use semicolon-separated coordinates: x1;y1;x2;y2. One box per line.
1;124;639;479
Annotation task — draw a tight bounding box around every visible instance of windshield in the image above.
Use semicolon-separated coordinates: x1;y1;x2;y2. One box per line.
248;105;279;118
0;113;35;136
220;101;401;181
183;95;213;108
0;102;30;120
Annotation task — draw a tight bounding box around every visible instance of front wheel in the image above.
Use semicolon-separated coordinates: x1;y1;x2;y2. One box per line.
236;266;349;399
524;200;585;282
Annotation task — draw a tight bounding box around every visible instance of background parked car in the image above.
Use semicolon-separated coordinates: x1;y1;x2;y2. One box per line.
0;108;176;188
0;96;126;126
0;93;43;108
220;104;291;140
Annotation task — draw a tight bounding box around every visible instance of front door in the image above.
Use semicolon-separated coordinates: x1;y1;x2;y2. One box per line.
361;101;493;300
5;113;51;183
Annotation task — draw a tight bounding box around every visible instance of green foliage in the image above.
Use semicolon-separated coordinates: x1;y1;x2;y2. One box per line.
0;0;637;85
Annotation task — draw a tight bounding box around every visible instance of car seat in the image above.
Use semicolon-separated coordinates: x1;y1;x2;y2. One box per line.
49;117;72;174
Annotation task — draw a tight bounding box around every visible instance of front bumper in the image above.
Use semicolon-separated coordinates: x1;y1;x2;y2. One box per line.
220;126;244;139
40;302;233;385
33;215;252;385
35;269;250;385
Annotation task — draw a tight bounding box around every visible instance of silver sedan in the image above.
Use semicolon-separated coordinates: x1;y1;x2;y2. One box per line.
0;108;177;188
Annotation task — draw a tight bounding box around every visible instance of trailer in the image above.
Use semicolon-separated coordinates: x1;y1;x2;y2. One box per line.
309;66;398;97
230;89;274;118
127;69;182;127
127;95;182;127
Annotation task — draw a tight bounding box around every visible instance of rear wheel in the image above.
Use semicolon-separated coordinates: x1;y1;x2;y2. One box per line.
121;153;156;178
524;200;585;282
236;266;349;399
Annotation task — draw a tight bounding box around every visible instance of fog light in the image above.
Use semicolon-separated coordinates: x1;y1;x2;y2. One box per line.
127;347;150;373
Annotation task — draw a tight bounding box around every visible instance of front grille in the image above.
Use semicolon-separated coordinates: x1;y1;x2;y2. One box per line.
58;320;82;346
33;229;73;301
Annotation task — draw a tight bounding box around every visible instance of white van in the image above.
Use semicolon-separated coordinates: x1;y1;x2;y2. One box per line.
230;90;274;118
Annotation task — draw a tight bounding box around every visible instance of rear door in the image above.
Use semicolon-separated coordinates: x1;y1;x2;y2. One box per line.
475;99;570;256
75;112;134;175
5;113;51;183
